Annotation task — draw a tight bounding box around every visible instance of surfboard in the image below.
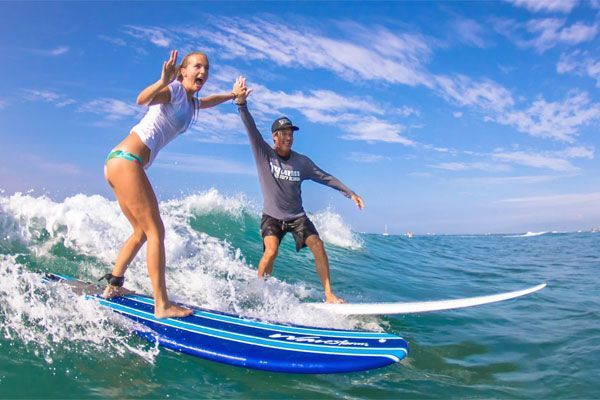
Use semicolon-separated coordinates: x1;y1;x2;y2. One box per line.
42;273;408;374
309;283;546;315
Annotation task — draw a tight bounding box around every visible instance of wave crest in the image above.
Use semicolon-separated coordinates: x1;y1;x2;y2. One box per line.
309;208;363;250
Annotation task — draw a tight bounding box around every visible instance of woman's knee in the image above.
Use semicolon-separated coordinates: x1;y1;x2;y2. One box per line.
144;220;165;242
132;229;147;245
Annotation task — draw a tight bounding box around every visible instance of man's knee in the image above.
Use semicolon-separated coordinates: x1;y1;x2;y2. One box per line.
263;246;279;260
307;235;324;250
262;237;280;259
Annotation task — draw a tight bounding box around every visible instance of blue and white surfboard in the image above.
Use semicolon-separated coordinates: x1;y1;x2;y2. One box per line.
43;273;408;374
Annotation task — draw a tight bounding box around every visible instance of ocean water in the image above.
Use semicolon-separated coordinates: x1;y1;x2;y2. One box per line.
0;189;598;399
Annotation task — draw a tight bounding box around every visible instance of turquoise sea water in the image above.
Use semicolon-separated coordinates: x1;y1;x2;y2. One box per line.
1;190;598;398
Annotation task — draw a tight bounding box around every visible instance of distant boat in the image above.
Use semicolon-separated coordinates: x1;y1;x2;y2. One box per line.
383;225;389;236
406;231;413;239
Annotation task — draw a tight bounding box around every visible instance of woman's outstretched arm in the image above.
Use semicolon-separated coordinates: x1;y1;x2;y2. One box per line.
198;76;247;109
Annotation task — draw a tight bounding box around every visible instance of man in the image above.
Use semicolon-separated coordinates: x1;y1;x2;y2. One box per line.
234;80;364;303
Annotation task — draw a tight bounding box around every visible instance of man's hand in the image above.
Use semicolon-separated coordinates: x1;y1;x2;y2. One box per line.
351;194;365;210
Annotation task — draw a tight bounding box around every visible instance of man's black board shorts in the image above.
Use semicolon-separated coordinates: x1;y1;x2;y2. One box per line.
260;214;319;251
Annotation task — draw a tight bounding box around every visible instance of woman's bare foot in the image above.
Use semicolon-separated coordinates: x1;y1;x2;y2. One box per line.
325;293;345;304
102;285;135;299
154;303;193;319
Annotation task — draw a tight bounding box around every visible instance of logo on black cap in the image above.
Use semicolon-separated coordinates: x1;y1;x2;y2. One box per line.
271;116;300;133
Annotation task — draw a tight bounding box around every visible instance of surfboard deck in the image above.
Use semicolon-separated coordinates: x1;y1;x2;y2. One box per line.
42;273;408;374
308;283;546;315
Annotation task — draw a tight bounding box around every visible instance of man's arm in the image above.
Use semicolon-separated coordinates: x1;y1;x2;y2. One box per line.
308;160;365;209
237;103;272;160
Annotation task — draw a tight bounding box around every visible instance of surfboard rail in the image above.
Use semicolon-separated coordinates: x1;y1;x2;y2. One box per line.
308;283;547;315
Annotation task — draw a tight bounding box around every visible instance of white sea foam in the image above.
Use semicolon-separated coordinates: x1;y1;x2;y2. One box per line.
309;207;363;250
167;187;257;219
520;231;548;237
0;255;159;364
0;189;377;355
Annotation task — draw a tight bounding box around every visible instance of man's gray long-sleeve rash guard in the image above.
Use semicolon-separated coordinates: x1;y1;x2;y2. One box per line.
238;104;355;221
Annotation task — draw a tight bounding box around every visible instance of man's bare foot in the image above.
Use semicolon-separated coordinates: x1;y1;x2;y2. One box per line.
325;293;345;304
102;285;135;299
154;303;193;319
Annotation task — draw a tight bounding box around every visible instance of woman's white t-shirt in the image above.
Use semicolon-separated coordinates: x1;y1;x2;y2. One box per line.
131;80;195;169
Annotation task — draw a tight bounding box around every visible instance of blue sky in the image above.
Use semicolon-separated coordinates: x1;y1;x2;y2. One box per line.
1;1;599;234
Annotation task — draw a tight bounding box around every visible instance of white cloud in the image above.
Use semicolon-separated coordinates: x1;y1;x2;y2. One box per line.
120;18;597;146
241;83;415;146
434;74;515;112
99;35;127;46
22;89;60;102
340;117;415;145
506;0;579;13
452;17;487;47
556;146;594;159
494;92;600;142
432;162;511;172
433;145;592;176
50;46;69;56
21;46;71;57
397;106;420;117
492;150;579;171
346;152;390;163
154;152;255;175
408;172;432;178
456;174;561;186
557;51;600;87
157;18;435;88
498;192;600;206
124;25;171;47
0;99;7;109
78;98;142;121
21;89;75;107
121;18;521;132
558;20;598;42
254;87;382;118
188;108;246;144
453;111;464;118
498;64;517;75
495;17;598;53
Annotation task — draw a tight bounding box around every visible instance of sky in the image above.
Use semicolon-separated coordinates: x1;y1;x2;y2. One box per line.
0;1;599;234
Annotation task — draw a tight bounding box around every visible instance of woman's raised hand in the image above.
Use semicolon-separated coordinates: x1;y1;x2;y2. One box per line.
160;50;179;86
233;76;253;104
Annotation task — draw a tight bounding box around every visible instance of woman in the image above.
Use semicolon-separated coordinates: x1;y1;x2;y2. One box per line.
102;50;247;318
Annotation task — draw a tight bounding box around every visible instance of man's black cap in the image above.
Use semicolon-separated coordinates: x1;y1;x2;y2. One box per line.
271;116;300;133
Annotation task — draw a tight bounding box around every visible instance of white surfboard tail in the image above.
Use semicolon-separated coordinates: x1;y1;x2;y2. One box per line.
309;283;547;315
